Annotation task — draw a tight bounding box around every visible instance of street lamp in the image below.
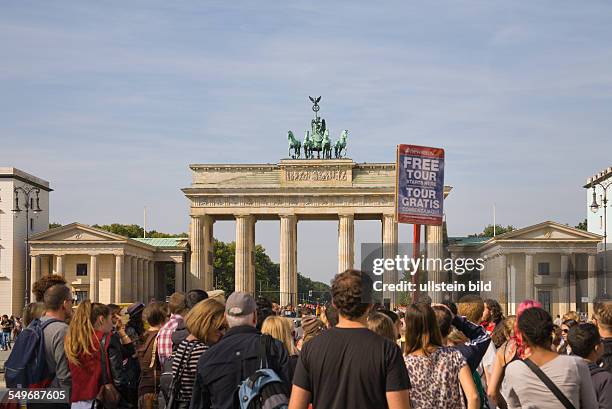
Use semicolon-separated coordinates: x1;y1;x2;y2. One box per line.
12;185;42;305
590;179;611;296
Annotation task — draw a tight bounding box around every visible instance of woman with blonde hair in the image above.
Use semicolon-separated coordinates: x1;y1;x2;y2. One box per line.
170;299;226;407
262;315;299;381
64;300;115;409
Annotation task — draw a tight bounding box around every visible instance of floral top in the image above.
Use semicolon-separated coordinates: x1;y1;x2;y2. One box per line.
404;346;468;409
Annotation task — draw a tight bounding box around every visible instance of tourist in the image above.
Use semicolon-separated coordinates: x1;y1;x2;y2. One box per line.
568;323;612;408
490;316;516;349
554;314;562;326
481;299;504;335
503;307;597;408
559;319;579;355
172;289;208;349
190;292;290;409
367;312;397;341
1;315;12;350
290;269;411;409
300;315;325;344
262;315;300;382
405;303;479;409
594;301;612;372
32;274;67;302
171;298;226;408
378;308;402;341
256;296;274;330
487;300;541;407
125;302;145;345
157;292;188;364
12;317;23;340
107;303;139;409
23;301;46;327
322;304;338;328
40;283;74;407
136;301;168;408
64;300;114;409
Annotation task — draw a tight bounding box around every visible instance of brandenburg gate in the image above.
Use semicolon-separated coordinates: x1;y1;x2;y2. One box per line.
183;159;450;306
183;97;450;305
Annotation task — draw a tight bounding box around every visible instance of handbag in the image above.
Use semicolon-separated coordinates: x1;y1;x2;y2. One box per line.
140;335;160;409
95;335;122;409
165;341;197;409
521;358;576;409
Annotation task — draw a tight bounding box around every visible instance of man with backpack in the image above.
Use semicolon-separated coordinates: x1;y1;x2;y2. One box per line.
5;283;74;408
190;292;290;409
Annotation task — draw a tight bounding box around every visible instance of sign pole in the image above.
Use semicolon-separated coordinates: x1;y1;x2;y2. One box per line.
412;224;421;303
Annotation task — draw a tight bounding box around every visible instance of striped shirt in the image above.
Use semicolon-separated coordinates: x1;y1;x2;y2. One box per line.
172;339;208;402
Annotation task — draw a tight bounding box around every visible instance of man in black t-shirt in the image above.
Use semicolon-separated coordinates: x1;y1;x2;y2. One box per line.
290;269;412;409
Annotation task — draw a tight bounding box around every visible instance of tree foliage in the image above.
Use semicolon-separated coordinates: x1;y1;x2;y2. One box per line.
469;224;515;238
575;218;588;231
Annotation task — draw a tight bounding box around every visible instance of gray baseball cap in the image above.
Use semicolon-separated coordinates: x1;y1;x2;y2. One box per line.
226;292;257;317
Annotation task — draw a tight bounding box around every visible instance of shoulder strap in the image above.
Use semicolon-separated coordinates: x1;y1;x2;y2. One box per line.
522;359;576;409
99;335;110;384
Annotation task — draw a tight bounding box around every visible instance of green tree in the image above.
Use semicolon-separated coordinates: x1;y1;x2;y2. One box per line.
575;218;588;231
49;222;62;229
469;224;515;238
92;223;187;238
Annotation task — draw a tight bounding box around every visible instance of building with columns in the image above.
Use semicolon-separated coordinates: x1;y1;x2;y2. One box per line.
0;168;51;315
183;159;451;307
448;221;602;317
29;223;189;305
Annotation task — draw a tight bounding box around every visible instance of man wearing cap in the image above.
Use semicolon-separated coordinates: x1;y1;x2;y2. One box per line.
190;292;290;409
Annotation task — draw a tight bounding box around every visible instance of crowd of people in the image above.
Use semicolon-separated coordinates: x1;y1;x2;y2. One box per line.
3;270;612;409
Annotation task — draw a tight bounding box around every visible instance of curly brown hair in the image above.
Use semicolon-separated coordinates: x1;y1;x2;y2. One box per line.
331;269;372;320
32;274;67;302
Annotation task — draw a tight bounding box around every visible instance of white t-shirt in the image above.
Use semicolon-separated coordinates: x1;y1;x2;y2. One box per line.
504;355;597;409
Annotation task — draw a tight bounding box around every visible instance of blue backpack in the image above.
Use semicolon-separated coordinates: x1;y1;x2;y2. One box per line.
237;335;289;409
4;318;61;388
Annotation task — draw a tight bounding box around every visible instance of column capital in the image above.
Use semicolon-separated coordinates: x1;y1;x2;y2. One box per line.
279;213;297;220
338;213;354;219
382;213;396;221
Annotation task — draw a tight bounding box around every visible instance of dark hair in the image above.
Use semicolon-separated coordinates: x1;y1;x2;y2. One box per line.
484;299;504;324
186;289;208;309
442;301;458;315
256;296;273;330
562;319;578;328
33;274;67;303
107;304;121;316
324;304;339;327
432;305;453;337
143;301;167;327
43;284;72;311
331;269;372;319
377;308;399;324
568;323;600;358
404;303;443;355
517;307;554;348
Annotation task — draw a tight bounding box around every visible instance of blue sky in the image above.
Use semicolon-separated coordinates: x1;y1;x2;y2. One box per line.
2;1;611;282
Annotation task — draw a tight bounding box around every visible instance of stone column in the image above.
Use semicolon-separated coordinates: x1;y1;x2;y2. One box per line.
235;215;255;293
382;214;399;307
30;255;40;301
114;255;123;303
190;216;203;290
143;260;150;302
248;217;256;295
280;215;297;306
190;215;214;291
560;254;571;313
426;224;444;303
202;216;214;291
148;260;155;301
338;214;354;273
90;254;99;302
56;254;64;276
138;258;145;302
131;257;138;301
175;261;183;295
525;253;534;301
499;254;510;313
123;256;132;302
292;220;298;305
588;254;597;317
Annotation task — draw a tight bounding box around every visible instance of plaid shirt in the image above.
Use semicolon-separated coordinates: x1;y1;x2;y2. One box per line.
157;313;183;362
